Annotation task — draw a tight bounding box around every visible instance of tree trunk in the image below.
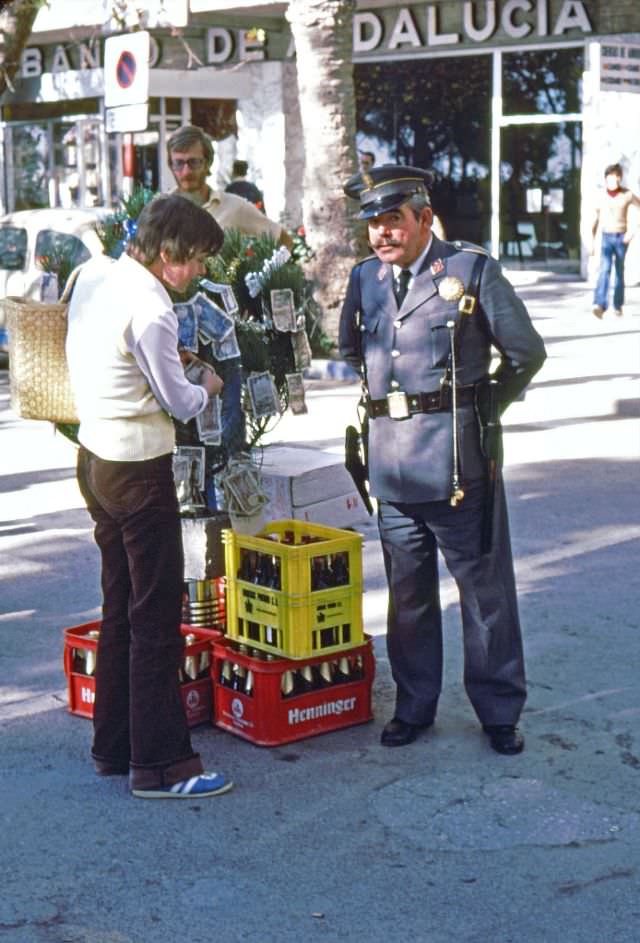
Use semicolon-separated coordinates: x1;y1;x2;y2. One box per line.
0;1;45;99
285;0;366;345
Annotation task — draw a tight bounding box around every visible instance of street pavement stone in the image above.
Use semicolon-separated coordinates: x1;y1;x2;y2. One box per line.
0;273;639;942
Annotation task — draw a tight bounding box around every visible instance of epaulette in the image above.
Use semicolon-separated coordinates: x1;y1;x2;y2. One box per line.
452;240;489;256
354;253;378;268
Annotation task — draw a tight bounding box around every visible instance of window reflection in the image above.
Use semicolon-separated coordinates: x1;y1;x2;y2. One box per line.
503;48;583;115
500;122;582;266
354;56;492;245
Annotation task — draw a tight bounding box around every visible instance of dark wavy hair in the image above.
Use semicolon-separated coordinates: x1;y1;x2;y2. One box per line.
128;194;224;265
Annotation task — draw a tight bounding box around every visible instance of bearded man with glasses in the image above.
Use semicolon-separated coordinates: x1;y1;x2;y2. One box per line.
166;125;292;250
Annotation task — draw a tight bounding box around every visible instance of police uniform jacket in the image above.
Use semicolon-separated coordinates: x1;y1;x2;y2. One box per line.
339;235;546;503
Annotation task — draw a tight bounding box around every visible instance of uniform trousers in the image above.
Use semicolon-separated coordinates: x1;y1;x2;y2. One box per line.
77;448;203;790
377;477;526;728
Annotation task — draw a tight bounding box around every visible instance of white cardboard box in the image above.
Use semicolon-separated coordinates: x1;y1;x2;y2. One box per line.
256;445;370;528
291;490;370;528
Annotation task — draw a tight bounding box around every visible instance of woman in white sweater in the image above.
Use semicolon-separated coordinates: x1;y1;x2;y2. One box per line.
67;194;233;800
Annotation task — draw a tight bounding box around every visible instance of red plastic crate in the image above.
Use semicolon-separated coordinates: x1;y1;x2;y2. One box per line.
211;636;375;746
63;622;220;727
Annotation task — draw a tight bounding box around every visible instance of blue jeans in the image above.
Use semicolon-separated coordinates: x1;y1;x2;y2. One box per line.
594;232;627;310
76;448;203;790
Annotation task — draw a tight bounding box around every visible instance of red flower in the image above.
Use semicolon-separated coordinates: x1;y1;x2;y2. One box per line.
297;226;306;237
245;247;254;257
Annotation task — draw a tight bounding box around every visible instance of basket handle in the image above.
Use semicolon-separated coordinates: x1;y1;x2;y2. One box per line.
60;263;85;304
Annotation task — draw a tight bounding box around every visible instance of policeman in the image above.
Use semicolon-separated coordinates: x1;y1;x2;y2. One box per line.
339;165;546;753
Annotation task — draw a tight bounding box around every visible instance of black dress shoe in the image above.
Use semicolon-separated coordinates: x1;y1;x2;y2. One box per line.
483;725;524;755
381;717;429;747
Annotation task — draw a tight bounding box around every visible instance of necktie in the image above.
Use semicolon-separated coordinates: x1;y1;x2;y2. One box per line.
394;269;411;307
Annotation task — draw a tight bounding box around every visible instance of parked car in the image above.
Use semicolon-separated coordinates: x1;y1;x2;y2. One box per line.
0;207;107;355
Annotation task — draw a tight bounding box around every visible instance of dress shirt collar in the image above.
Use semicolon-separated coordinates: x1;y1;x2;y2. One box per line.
392;235;433;280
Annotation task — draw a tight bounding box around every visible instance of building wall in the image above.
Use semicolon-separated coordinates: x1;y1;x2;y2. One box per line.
582;36;640;284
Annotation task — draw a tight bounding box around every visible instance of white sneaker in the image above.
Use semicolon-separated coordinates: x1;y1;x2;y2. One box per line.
613;308;623;317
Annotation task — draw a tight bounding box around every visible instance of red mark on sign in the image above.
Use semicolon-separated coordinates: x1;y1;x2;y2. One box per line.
116;51;137;89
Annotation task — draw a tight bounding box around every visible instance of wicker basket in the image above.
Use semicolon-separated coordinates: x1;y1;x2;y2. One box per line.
3;265;82;423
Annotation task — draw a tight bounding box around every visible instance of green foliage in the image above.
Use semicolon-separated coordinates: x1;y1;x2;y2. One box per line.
121;185;155;221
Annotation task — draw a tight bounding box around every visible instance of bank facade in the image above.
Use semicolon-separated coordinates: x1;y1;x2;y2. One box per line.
1;0;639;277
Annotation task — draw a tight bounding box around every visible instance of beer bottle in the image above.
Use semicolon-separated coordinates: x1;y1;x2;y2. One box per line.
198;649;211;678
331;552;349;587
297;664;315;693
281;669;296;698
317;660;334;687
219;660;234;687
72;647;86;674
244;668;254;697
351;654;364;680
334;656;351;684
231;662;247;692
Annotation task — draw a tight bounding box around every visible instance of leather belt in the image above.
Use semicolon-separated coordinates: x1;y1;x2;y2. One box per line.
366;386;475;419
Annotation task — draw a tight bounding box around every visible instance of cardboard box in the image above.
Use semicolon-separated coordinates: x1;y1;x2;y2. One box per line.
257;446;370;527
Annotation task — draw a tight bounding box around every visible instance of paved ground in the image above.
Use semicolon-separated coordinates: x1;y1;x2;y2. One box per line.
1;273;639;942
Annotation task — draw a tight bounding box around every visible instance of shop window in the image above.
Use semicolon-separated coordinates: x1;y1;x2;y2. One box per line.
503;48;583;116
11;123;50;210
0;227;27;270
190;99;237;141
500;122;582;266
354;56;492;245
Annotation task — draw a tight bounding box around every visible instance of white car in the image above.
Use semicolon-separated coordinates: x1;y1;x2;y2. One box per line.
0;207;107;355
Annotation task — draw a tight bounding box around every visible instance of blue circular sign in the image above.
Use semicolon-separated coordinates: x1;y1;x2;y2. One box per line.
116;50;137;89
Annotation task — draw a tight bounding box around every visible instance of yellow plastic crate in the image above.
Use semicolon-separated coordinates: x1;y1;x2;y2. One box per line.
223;519;363;597
225;577;363;659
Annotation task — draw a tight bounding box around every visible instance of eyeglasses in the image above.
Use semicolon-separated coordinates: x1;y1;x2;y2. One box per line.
170;158;206;171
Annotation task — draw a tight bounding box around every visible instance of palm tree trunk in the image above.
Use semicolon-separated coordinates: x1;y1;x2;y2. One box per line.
285;0;367;344
0;1;46;98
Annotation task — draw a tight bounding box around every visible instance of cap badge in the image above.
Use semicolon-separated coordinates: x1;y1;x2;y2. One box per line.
362;171;374;189
430;259;444;275
437;276;465;302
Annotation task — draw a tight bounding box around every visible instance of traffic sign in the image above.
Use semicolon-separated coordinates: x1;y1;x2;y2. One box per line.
104;31;150;108
105;103;149;134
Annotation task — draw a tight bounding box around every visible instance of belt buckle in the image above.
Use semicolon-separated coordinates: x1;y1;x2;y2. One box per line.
386;391;410;419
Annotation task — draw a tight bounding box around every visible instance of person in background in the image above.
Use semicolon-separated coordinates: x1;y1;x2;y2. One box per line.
167;125;292;250
225;159;266;214
591;162;640;319
359;150;376;173
339;165;546;755
66;194;234;800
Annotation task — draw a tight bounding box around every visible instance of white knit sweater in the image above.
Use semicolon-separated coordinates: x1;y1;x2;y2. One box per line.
66;253;207;462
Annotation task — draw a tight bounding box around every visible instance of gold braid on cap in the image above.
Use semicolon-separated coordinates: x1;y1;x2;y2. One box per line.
361;176;427;193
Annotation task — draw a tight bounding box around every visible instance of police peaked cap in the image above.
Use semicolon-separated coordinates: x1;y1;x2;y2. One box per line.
344;164;433;219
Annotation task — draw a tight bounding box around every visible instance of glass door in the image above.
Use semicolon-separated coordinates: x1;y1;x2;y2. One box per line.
498;47;584;271
500;120;582;269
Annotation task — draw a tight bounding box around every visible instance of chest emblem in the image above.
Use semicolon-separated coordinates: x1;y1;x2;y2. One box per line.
377;264;388;282
437;275;465;302
430;258;444;275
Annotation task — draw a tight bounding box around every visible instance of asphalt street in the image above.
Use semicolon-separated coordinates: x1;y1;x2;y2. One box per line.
1;273;639;943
